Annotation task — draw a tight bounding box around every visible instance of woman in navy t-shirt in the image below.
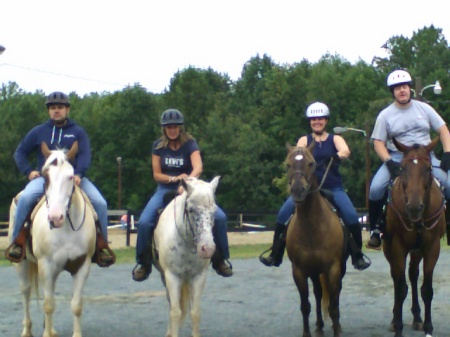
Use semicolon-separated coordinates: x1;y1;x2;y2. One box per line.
132;109;233;281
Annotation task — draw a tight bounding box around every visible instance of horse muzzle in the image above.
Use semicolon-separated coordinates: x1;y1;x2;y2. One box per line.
48;214;65;228
196;238;216;259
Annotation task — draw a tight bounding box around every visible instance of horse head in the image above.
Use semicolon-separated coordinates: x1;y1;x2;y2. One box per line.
393;137;439;223
285;141;317;202
41;141;78;228
181;176;220;258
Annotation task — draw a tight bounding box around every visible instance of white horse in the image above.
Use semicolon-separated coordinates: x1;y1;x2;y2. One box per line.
153;176;220;337
8;142;97;337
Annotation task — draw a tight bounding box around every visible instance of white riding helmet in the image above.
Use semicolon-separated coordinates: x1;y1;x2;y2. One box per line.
305;102;330;118
387;70;412;88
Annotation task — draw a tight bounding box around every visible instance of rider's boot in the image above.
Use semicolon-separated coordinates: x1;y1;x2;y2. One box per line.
92;220;116;267
366;199;385;250
211;247;233;277
445;199;450;246
132;229;153;282
259;222;287;267
347;225;371;271
5;221;30;262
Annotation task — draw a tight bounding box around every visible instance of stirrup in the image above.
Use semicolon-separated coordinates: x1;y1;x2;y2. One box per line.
4;243;26;263
132;263;151;282
259;247;275;266
93;247;116;267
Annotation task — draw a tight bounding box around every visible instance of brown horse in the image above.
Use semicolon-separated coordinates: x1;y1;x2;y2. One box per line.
383;137;445;337
285;142;347;337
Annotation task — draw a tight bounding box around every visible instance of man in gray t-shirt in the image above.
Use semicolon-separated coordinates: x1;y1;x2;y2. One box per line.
367;69;450;249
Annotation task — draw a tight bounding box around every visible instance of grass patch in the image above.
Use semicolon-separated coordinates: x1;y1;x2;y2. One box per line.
0;243;270;267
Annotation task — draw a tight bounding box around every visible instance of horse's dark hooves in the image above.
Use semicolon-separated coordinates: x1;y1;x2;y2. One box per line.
411;321;423;330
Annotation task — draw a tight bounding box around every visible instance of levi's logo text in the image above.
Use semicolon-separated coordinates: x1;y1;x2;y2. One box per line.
165;157;184;167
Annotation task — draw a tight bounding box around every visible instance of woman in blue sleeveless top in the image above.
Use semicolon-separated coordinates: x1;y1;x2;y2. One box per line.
260;102;370;271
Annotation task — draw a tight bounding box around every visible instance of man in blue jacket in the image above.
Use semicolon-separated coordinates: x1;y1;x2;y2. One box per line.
7;92;114;266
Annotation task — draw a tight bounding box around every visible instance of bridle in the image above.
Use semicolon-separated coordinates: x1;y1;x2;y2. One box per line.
389;154;445;232
45;184;87;231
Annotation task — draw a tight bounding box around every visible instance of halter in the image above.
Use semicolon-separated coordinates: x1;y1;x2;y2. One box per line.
388;154;445;232
45;185;87;231
288;152;334;195
173;194;200;254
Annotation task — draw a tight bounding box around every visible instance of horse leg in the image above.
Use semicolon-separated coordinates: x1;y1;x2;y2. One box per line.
389;251;408;337
71;261;91;337
17;260;33;337
164;271;182;337
310;274;324;336
325;264;342;337
408;253;423;330
39;260;59;337
421;244;440;336
189;269;208;337
292;266;311;337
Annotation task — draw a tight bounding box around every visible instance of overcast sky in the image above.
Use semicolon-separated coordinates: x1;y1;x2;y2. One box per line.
1;0;449;96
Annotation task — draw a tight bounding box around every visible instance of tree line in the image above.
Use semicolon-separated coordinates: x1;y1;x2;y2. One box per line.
0;25;449;215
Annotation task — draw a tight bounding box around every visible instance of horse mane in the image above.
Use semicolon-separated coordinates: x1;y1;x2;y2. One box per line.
42;150;69;172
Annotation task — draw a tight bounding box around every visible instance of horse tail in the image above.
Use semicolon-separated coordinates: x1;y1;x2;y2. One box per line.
29;262;39;300
179;282;189;325
320;273;330;319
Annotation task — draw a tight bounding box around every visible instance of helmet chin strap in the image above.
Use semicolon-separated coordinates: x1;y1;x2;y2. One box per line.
313;130;324;136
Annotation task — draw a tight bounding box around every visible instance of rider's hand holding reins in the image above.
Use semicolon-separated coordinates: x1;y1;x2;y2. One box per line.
386;159;401;178
440;152;450;172
28;170;41;180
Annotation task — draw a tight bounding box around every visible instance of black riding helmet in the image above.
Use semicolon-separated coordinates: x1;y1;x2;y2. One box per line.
160;109;184;126
46;92;70;107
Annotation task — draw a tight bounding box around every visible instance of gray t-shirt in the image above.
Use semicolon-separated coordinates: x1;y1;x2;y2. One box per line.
371;100;445;153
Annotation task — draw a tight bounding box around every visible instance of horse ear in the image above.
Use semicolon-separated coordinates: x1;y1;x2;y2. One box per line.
286;142;293;153
66;141;78;163
210;176;221;193
41;142;51;159
393;138;410;153
425;136;440;153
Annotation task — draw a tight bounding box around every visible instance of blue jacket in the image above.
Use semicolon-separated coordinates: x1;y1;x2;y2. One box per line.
14;119;91;178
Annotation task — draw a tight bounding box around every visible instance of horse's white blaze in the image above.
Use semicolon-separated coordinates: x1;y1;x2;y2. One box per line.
9;148;96;337
44;152;74;228
154;176;220;337
295;154;303;161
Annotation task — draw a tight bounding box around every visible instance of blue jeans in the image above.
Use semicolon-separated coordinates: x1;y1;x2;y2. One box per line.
369;152;450;201
277;188;359;227
11;177;109;242
136;184;230;263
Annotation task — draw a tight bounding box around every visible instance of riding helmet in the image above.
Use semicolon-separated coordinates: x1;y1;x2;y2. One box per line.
45;92;70;107
160;109;184;126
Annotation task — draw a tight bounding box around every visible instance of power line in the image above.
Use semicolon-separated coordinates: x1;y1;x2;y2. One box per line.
0;63;128;87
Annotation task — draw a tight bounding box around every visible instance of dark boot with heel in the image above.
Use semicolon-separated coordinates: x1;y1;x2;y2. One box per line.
132;229;153;282
259;222;286;267
211;248;233;277
366;199;385;250
347;225;371;271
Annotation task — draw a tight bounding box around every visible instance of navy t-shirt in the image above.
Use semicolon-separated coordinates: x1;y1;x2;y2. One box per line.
152;139;200;180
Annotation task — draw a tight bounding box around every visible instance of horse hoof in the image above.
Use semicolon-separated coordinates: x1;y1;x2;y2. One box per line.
411;321;423;330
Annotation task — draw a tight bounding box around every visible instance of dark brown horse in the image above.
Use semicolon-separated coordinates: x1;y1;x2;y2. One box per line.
384;137;445;337
285;142;347;337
